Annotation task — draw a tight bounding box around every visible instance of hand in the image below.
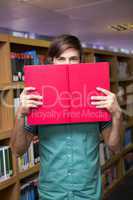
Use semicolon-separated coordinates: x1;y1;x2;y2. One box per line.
19;87;43;116
91;87;121;118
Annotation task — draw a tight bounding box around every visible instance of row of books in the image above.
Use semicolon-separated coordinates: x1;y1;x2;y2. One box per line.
102;165;117;190
20;178;39;200
117;61;130;80
94;55;113;79
11;50;46;81
14;96;21;114
0;146;13;182
92;55;132;81
99;142;113;166
18;136;39;172
117;84;133;118
123;127;133;147
124;152;133;172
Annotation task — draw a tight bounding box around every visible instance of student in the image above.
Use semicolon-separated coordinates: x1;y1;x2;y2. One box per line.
11;34;122;200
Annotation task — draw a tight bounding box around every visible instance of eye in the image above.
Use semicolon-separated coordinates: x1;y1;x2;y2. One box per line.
57;57;65;61
70;56;80;62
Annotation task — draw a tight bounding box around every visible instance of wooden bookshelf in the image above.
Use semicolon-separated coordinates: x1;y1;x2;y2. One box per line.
0;129;12;140
103;177;123;200
0;33;133;200
102;153;121;172
0;176;17;191
8;35;50;48
19;163;40;180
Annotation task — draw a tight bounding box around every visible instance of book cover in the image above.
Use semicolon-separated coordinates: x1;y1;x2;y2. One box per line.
24;62;111;125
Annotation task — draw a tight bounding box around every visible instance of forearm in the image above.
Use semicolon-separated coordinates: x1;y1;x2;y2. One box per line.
108;111;122;151
10;107;33;157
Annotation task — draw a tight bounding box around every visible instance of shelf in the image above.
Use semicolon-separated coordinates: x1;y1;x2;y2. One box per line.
0;82;25;90
9;35;50;48
12;82;24;89
0;129;12;140
0;176;16;191
122;144;133;156
0;33;132;198
19;163;40;180
123;167;133;178
0;34;8;42
102;153;121;171
118;76;133;82
0;83;12;91
110;79;116;83
124;119;133;128
103;178;123;200
84;47;133;57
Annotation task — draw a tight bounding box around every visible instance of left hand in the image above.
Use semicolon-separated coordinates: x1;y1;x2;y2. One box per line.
91;87;121;118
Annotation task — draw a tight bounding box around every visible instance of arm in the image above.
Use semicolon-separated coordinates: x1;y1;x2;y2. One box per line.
10;87;43;157
102;113;122;152
91;87;122;152
10;107;34;157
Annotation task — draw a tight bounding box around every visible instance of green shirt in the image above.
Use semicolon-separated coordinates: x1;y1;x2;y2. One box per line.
24;121;111;200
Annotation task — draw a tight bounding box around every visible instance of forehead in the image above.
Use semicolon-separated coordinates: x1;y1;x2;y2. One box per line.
59;48;79;58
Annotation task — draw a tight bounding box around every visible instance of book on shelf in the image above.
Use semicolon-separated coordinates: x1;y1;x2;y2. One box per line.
13;89;23;114
0;146;13;182
24;62;111;125
124;151;133;172
99;142;113;166
123;127;133;147
11;50;46;82
117;86;125;105
126;83;133;93
20;177;39;200
18;136;39;172
102;165;117;190
126;94;133;117
94;55;114;78
117;61;129;80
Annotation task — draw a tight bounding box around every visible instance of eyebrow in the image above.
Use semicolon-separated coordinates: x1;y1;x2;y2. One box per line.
58;56;79;59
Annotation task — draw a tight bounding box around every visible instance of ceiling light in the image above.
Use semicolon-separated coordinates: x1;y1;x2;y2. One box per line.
108;23;133;32
17;0;30;3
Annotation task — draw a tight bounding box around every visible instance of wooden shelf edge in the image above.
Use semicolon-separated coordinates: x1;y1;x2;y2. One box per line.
0;82;25;90
102;153;121;171
0;129;12;140
19;163;40;180
8;35;50;48
103;178;122;199
12;82;24;89
0;33;9;42
118;76;133;82
122;144;133;156
103;168;133;199
0;176;16;191
0;83;12;91
123;168;133;178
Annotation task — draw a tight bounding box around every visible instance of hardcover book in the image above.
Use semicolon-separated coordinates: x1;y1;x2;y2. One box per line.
24;62;111;125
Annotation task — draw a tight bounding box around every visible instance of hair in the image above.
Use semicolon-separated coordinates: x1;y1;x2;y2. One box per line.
47;34;82;63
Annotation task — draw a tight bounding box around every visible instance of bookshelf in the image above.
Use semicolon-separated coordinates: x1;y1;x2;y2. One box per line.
0;33;132;200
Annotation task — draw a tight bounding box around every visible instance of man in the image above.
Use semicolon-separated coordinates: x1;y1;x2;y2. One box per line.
11;34;122;200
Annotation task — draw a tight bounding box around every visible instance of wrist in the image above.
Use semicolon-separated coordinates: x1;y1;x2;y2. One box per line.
17;106;27;119
112;108;122;120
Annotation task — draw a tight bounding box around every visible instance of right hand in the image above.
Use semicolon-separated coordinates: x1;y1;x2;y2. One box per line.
19;87;43;116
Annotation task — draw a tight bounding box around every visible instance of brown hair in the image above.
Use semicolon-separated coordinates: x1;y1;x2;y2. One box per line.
47;34;82;63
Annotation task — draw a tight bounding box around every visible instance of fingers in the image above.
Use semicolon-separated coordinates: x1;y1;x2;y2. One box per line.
25;100;43;106
22;87;36;95
91;96;107;100
91;101;107;106
96;87;111;95
26;95;43;100
20;87;43;113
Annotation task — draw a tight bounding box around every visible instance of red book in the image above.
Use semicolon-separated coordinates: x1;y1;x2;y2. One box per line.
24;62;111;125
